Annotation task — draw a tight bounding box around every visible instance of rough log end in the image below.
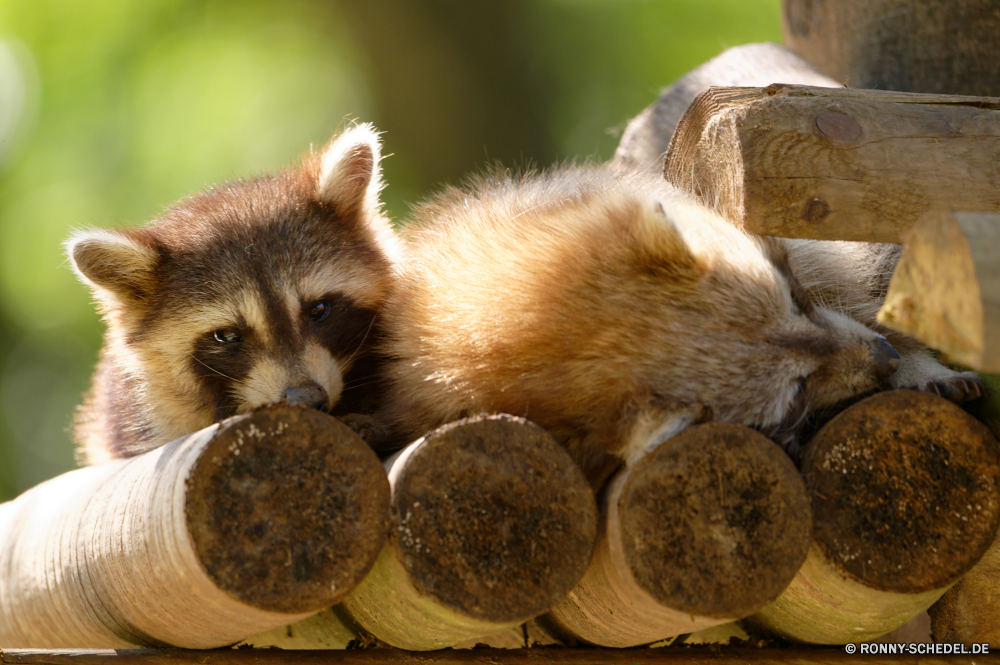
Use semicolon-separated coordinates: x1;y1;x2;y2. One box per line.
804;390;1000;593
393;414;598;623
184;404;391;614
619;423;811;618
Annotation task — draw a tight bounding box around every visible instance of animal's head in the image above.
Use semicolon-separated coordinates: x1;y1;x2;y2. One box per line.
628;189;900;455
68;123;400;444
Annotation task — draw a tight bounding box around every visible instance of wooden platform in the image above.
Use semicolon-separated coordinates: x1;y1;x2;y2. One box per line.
3;648;996;665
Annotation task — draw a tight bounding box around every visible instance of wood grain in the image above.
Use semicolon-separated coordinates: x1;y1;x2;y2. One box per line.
664;84;1000;243
929;529;1000;643
0;405;389;649
3;646;990;665
548;424;811;647
339;415;598;651
749;391;1000;643
613;43;836;170
782;0;1000;97
878;210;1000;372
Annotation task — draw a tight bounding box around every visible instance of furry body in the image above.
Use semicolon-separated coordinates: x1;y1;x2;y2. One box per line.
376;165;978;484
69;125;399;464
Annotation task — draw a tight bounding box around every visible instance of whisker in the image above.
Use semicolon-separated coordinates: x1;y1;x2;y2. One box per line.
188;353;273;405
343;313;378;368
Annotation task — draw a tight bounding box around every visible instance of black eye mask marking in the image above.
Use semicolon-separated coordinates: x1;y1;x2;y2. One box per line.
306;294;379;361
192;327;253;421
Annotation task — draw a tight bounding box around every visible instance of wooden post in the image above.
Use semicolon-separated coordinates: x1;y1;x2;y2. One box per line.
877;210;1000;372
664;84;1000;242
748;391;1000;643
336;415;598;651
0;404;390;649
782;0;1000;97
240;609;358;650
546;423;811;648
929;529;1000;643
1;647;994;665
614;42;837;170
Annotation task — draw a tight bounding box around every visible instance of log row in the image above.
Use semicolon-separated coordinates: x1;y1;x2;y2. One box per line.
2;390;997;649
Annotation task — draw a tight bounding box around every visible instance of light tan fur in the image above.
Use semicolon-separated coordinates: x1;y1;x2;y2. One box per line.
376;165;907;483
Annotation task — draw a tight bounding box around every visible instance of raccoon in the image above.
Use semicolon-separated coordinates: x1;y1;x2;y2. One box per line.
68;124;400;464
374;165;980;485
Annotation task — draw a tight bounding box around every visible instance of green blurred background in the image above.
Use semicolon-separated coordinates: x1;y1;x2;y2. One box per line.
0;0;781;501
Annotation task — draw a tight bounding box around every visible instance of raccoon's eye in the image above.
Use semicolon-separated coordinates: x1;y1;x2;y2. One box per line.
309;300;331;323
213;329;243;346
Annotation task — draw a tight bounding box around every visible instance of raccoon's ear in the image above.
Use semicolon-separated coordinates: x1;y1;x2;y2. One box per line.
315;122;384;220
642;196;698;266
66;230;159;309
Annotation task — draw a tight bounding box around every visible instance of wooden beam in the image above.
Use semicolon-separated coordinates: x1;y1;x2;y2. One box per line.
782;0;1000;97
748;391;1000;643
614;43;837;170
0;405;390;649
930;528;1000;644
877;210;1000;372
336;415;597;651
547;424;811;647
664;84;1000;242
1;647;991;665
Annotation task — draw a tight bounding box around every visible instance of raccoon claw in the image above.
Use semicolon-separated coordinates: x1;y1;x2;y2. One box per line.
908;372;984;404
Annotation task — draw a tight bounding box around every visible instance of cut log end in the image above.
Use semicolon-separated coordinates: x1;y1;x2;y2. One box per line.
394;414;598;623
184;404;391;614
878;210;1000;372
804;390;1000;594
619;423;812;618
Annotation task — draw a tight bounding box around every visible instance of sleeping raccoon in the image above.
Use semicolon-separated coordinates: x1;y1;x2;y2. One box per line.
374;165;981;485
68;123;400;464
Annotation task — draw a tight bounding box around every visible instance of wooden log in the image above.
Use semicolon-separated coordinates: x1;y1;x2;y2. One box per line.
0;404;390;649
614;43;837;170
3;647;995;665
748;391;1000;644
664;84;1000;242
336;414;597;651
929;528;1000;643
546;423;811;648
782;0;1000;97
877;210;1000;372
238;609;358;650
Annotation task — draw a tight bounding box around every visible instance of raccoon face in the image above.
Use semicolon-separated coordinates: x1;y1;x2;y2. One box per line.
68;123;399;447
606;193;902;464
675;225;900;452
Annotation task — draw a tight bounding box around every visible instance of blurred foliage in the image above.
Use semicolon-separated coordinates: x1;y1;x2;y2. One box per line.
0;0;781;501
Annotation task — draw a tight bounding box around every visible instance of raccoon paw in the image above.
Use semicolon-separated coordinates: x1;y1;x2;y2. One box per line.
902;371;984;404
338;413;380;442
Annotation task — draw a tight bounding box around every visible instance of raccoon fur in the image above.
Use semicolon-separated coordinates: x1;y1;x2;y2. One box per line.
68;124;400;465
374;165;981;485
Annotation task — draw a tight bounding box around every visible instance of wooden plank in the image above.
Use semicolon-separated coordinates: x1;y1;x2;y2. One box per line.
2;647;996;665
613;43;837;170
664;84;1000;243
878;210;1000;372
748;391;1000;643
0;405;389;649
782;0;1000;97
931;528;1000;644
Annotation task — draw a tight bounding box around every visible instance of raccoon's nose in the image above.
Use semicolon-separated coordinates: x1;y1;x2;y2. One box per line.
869;337;901;377
281;382;329;410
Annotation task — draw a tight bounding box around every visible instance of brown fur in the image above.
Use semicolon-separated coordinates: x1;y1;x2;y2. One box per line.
69;124;399;464
374;165;925;485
